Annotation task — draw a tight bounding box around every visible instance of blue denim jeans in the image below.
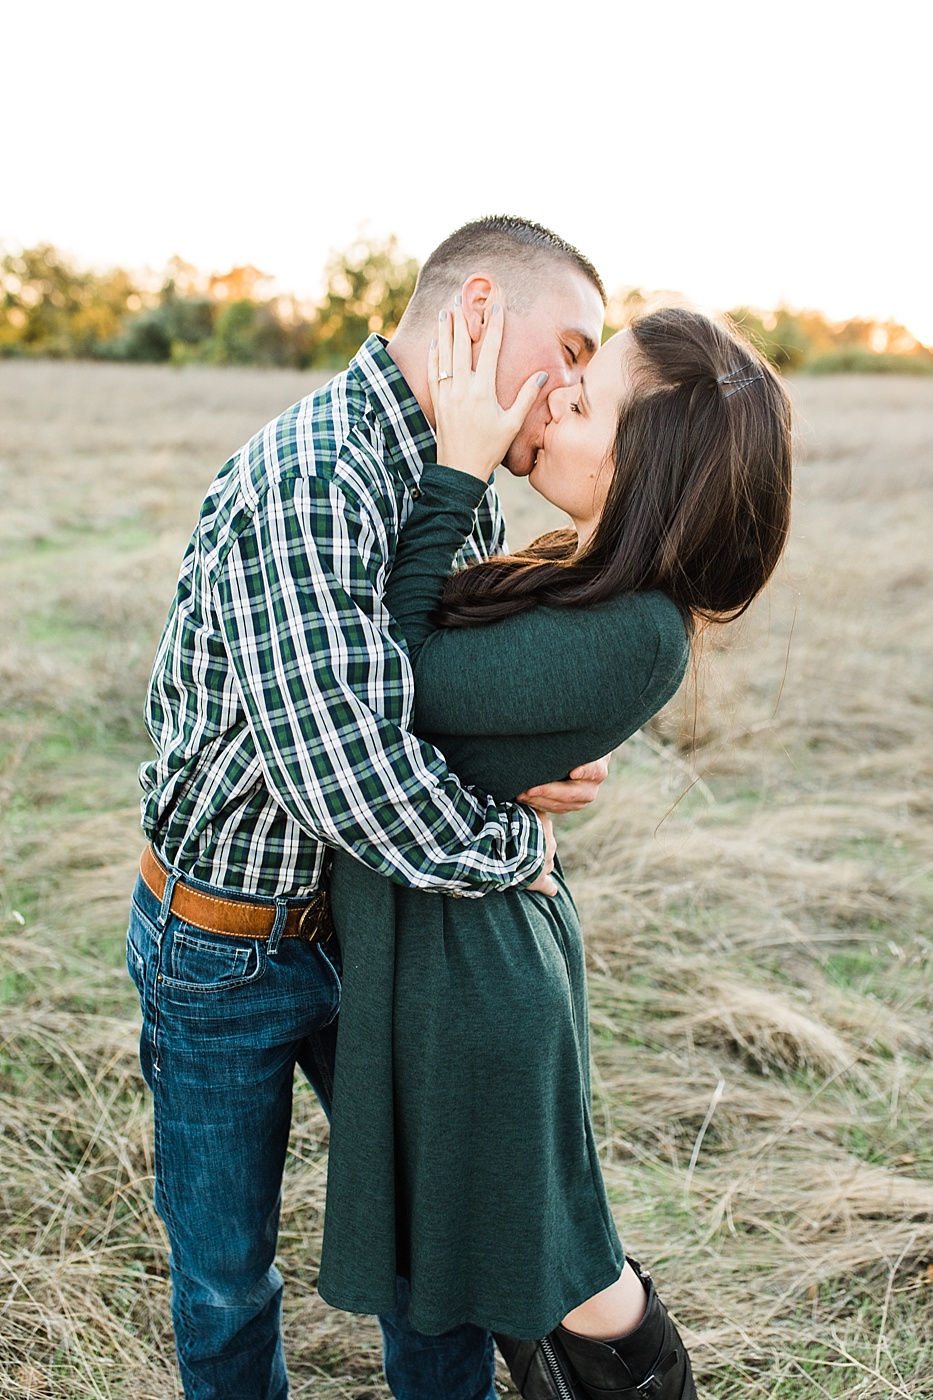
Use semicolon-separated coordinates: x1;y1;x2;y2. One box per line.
127;868;496;1400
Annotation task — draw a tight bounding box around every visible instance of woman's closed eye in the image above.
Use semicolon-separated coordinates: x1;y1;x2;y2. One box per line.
570;399;583;415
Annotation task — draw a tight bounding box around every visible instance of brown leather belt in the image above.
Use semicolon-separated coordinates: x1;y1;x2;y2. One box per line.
139;845;333;944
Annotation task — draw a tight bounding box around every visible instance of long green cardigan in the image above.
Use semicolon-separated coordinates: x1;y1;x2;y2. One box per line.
318;465;689;1338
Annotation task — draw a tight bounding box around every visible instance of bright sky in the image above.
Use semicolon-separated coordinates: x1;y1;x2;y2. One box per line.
4;0;930;341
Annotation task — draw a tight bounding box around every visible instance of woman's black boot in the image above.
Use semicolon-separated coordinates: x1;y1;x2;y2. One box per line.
494;1260;697;1399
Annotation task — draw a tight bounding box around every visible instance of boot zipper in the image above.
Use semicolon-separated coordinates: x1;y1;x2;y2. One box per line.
540;1336;576;1400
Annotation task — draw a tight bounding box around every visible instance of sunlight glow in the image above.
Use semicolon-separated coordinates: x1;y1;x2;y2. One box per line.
2;0;929;343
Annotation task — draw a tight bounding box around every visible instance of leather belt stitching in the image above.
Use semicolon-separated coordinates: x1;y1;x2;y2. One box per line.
139;847;329;944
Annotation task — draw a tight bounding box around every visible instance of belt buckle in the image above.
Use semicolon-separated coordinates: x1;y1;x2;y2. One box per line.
297;898;321;943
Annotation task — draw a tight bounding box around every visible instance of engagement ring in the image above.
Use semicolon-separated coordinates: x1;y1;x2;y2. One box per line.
437;371;452;381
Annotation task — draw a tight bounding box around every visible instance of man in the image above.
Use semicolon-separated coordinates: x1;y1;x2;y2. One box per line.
128;215;607;1399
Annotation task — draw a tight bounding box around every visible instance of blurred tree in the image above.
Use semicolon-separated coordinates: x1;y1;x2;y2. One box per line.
200;298;306;367
806;346;933;374
163;255;204;298
102;283;215;362
603;287;648;339
728;304;932;374
0;244;139;357
208;299;274;364
208;265;273;303
309;233;419;365
728;306;813;372
602;286;698;339
4;241;929;374
101;257;218;361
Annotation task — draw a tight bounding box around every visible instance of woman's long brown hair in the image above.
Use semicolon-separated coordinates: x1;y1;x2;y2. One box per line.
437;307;793;628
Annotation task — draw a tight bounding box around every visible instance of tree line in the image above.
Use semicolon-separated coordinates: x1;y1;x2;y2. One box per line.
2;239;931;375
0;238;419;370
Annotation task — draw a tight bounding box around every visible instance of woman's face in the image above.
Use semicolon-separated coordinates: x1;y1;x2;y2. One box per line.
529;330;638;538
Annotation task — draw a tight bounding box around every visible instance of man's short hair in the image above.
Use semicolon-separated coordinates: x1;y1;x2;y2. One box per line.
409;215;607;318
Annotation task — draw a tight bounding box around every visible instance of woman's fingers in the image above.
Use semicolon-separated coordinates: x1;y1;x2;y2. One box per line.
426;331;440;420
428;308;454;436
475;301;504;388
436;308;453;382
452;296;472;379
429;300;545;478
478;303;547;431
505;369;549;434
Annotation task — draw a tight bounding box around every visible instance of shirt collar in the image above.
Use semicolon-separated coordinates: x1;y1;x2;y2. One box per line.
348;334;435;489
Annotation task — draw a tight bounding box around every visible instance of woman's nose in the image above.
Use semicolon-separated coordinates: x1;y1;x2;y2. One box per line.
547;385;570;418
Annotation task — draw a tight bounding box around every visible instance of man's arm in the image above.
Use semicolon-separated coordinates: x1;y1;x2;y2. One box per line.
212;469;545;896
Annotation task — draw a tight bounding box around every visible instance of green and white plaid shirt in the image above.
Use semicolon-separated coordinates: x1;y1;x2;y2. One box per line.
140;335;544;899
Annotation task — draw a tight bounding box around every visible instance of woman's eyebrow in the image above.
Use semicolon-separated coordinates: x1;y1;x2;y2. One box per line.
579;377;592;411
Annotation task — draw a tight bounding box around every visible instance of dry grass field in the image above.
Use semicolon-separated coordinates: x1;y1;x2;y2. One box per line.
1;360;931;1398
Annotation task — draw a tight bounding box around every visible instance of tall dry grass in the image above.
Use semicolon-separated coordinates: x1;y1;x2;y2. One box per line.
1;362;931;1397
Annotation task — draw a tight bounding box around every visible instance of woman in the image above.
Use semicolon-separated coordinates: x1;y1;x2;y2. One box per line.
318;302;793;1400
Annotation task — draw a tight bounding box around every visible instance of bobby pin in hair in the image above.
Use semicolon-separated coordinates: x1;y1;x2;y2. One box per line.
717;365;765;398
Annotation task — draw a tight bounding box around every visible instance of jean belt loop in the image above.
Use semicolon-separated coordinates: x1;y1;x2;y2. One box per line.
267;898;288;957
157;870;178;929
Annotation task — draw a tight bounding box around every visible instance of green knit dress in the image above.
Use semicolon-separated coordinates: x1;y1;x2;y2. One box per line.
318;465;689;1339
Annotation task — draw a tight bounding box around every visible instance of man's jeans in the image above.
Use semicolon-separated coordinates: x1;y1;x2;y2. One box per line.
127;869;496;1400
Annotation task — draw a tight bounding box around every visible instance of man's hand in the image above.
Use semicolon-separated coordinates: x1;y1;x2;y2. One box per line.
526;811;557;897
517;756;611;816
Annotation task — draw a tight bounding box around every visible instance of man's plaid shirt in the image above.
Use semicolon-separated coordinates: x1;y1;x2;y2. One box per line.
140;335;544;899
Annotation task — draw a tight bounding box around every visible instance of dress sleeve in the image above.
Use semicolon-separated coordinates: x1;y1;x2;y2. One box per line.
386;465;689;744
385;464;492;657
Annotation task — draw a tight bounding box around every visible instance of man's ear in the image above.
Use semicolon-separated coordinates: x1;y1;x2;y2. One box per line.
460;276;499;344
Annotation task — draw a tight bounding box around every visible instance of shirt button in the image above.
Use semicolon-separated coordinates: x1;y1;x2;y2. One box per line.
410;486;422;500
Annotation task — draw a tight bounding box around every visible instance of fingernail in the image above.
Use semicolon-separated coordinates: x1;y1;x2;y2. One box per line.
454;294;462;306
492;303;501;314
537;372;549;386
439;310;447;321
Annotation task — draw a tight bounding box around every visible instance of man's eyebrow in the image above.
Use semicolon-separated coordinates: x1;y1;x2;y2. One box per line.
565;328;599;357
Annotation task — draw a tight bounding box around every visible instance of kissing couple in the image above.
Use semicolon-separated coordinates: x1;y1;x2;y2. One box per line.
128;215;792;1398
